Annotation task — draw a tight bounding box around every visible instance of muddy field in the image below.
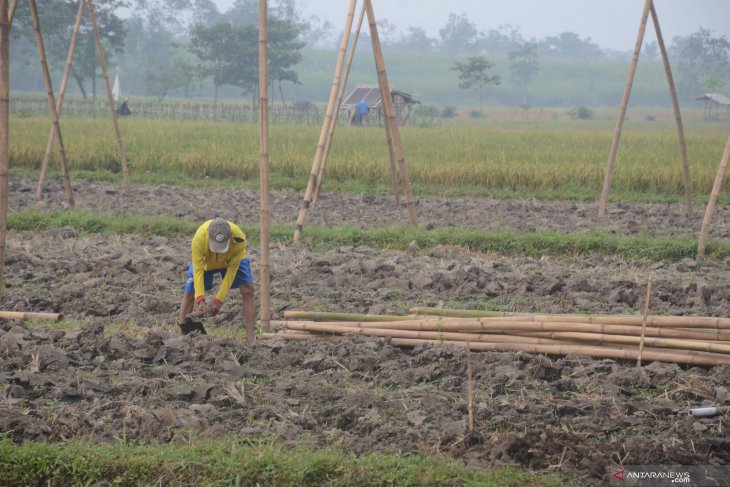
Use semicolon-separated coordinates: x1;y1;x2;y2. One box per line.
2;178;730;485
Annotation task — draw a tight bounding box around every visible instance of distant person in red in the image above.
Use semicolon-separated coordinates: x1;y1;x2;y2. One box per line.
178;218;256;343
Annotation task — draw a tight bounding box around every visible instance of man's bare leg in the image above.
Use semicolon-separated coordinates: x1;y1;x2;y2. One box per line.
178;290;195;325
239;283;256;344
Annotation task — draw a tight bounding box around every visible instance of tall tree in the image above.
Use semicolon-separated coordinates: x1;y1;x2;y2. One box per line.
482;25;523;57
189;17;303;107
189;21;244;107
539;32;603;60
392;26;435;54
12;0;127;99
268;18;304;105
145;56;198;101
451;56;501;113
509;40;539;107
670;28;730;101
439;13;482;54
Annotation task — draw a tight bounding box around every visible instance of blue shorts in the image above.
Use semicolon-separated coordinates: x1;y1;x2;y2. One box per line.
184;258;253;293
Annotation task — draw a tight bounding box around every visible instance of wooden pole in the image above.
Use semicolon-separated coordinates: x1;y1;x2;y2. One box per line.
697;135;730;258
311;0;365;209
598;0;651;219
365;0;417;226
258;0;271;332
0;311;63;321
293;0;357;241
0;0;9;290
36;0;84;200
29;0;75;208
85;0;130;192
650;1;692;216
637;274;653;366
7;0;14;26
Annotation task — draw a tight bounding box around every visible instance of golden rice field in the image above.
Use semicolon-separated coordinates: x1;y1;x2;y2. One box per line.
9;116;730;199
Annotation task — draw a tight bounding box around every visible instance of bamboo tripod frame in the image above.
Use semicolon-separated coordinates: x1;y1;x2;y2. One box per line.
293;0;418;241
598;0;692;219
697;135;730;258
34;0;131;200
258;0;271;332
0;0;9;289
311;2;367;209
29;0;75;208
35;0;83;200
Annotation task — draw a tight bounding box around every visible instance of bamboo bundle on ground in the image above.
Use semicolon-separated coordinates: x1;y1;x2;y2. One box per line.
264;309;730;367
410;307;730;329
272;319;730;342
0;311;63;321
282;311;413;322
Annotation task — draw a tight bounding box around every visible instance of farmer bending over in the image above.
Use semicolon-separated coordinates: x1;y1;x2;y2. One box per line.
178;217;256;342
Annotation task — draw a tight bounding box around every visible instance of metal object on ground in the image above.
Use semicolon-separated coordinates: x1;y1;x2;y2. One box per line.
179;314;207;335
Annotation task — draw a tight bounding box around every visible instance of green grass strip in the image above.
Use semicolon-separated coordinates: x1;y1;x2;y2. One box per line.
0;436;569;487
9;208;728;261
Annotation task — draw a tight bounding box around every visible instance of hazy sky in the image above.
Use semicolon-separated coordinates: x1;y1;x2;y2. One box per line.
213;0;730;51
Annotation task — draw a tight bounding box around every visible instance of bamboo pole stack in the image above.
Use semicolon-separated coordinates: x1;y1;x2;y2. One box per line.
265;308;730;367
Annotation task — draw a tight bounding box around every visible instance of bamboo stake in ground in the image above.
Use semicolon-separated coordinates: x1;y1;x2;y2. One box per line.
598;0;651;219
258;0;270;333
697;135;730;259
29;0;74;208
650;1;692;216
0;0;9;289
637;274;653;366
257;0;271;332
466;342;473;432
293;0;357;242
365;0;417;227
312;1;365;209
384;116;400;205
36;0;84;201
86;0;130;192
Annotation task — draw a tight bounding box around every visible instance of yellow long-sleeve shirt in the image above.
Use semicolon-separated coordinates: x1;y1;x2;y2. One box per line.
191;219;247;303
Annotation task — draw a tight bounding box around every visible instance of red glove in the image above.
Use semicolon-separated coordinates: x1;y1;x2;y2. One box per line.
210;298;223;316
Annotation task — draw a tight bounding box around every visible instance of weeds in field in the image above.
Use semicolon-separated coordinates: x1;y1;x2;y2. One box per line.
224;381;247;406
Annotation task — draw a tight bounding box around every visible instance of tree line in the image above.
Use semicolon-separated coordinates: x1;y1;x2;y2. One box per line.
8;0;730;106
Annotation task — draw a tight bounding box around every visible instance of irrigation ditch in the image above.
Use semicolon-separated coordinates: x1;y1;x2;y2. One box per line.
1;177;729;485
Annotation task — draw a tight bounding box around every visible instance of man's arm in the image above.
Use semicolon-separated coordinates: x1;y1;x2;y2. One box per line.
214;247;245;304
191;227;208;303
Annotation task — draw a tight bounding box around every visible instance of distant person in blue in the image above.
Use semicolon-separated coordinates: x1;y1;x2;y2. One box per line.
356;99;369;126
